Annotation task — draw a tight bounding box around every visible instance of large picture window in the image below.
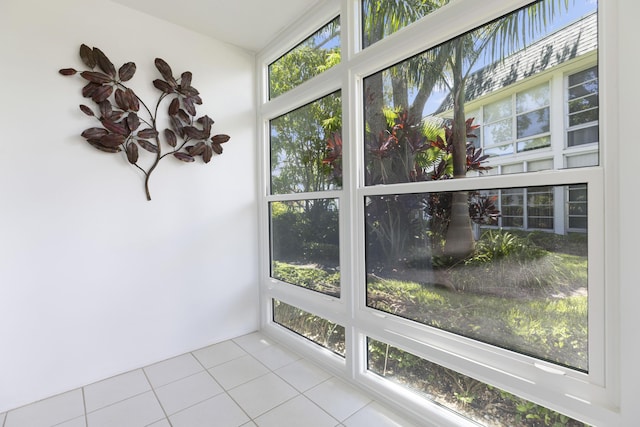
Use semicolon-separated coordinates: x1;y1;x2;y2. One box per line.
365;185;587;371
259;0;612;425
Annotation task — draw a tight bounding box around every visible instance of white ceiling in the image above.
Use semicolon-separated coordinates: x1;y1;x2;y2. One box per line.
109;0;323;52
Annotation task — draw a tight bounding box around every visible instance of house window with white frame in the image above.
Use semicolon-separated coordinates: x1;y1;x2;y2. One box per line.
259;0;614;425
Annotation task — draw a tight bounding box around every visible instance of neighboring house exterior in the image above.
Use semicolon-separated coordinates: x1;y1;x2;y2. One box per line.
438;12;597;235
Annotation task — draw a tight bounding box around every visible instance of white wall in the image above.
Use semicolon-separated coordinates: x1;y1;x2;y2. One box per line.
0;0;258;412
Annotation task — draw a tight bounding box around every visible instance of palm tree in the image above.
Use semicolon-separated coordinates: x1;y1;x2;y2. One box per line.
364;0;575;262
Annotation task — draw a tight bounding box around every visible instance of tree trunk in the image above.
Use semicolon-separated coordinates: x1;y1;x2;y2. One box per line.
443;39;475;262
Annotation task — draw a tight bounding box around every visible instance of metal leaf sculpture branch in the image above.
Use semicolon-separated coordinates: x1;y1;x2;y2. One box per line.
59;44;230;200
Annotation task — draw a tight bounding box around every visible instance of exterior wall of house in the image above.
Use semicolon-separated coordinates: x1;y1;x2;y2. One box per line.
460;14;598;235
0;0;258;413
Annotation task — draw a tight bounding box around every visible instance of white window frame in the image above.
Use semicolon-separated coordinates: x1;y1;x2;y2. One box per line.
257;0;620;425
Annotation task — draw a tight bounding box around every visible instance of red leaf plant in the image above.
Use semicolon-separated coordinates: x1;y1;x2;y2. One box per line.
60;44;230;200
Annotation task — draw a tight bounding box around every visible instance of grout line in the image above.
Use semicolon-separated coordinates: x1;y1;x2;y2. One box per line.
81;387;88;427
141;368;172;427
190;350;227;390
83;388;150;415
190;349;256;424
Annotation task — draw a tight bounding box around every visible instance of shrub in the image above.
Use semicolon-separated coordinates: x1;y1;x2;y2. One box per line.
446;230;568;293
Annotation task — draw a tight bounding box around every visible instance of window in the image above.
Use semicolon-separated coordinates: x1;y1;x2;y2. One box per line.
259;0;614;425
268;17;341;99
270;91;342;194
501;188;524;227
365;185;586;371
270;199;340;297
527;186;554;229
361;0;449;48
367;337;587;426
482;84;552;156
274;299;345;356
567;66;599;148
568;184;588;230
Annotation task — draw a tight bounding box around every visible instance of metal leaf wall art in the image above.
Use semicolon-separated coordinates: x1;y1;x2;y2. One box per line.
59;44;230;200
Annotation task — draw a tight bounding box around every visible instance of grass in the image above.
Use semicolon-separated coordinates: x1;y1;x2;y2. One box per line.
367;272;587;370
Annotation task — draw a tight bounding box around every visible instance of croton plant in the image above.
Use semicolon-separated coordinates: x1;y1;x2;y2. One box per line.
59;44;230;200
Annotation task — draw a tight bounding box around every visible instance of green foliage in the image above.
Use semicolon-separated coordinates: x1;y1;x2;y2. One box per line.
467;230;547;264
274;300;345;356
444;230;583;293
500;391;576;426
519;230;588;256
269;15;341;98
506;296;587;361
363;0;450;47
272;261;340;297
367;265;588;370
270;200;339;265
367;338;587;426
270;92;342;194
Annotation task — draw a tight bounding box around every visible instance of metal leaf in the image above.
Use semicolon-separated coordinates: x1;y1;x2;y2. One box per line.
81;127;108;140
87;139;121;153
180;71;192;89
181;87;199;97
186;142;205;156
211;134;230;144
79;44;96;68
126;112;140;133
183;96;196;116
137;139;159;153
80;71;112;84
125;89;139;112
79;105;94;116
153;79;174;94
170;116;185;138
197;115;213;138
101;119;128;136
99;101;112;118
109;111;125;122
164;129;177;147
118;62;136;82
202;145;213;163
100;133;126;147
193;142;206;155
212;143;223;154
114;89;127;110
183;126;203;139
168;98;180;115
126;143;139;164
173;152;195;162
59;68;77;76
137;128;159;139
82;82;100;98
91;85;113;103
93;47;116;77
177;109;190;124
154;58;176;86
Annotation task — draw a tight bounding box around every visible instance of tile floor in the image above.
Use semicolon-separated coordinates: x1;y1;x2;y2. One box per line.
0;332;420;427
